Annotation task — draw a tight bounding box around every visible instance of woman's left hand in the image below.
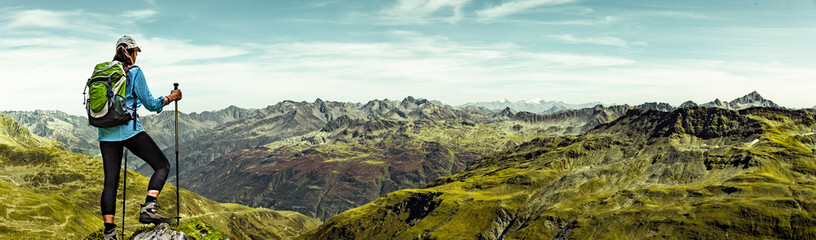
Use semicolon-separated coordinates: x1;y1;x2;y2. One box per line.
164;89;182;105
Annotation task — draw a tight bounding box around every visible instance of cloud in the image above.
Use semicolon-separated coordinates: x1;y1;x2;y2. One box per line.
382;0;472;24
0;7;638;115
3;9;84;29
123;10;157;20
476;0;576;20
549;34;639;47
1;6;814;114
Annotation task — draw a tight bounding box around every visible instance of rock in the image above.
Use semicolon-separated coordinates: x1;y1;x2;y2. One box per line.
633;102;675;112
132;224;188;240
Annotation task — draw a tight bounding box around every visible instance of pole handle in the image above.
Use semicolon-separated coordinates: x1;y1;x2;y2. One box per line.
174;83;179;90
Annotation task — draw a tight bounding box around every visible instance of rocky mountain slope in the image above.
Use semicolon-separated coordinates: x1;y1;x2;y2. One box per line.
0;113;319;239
181;99;631;221
142;97;485;181
698;91;779;110
510;104;631;135
460;99;603;114
301;107;816;239
140;105;253;152
3;106;251;165
2;110;94;155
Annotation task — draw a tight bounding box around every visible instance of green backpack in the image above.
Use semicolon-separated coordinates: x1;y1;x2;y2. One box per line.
84;61;138;129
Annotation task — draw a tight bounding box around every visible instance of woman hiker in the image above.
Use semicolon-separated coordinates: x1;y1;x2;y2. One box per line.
99;35;182;239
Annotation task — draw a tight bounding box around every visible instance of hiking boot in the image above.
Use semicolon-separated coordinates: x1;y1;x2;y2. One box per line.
103;228;118;240
139;202;171;224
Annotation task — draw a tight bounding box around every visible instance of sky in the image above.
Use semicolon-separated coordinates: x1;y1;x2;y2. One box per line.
1;0;814;116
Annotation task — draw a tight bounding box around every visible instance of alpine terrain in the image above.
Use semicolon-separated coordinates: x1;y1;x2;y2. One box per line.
0;113;319;239
301;106;816;239
181;97;631;220
181;92;779;221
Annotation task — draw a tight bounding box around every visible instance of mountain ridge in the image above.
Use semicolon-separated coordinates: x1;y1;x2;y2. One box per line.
460;99;603;115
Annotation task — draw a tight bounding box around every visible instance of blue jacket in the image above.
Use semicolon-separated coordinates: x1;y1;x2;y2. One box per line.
98;66;165;142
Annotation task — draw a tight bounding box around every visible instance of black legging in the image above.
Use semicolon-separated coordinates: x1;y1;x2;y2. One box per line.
99;132;170;215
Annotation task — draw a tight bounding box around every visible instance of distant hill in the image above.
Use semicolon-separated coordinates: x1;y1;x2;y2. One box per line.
0;113;319;239
459;99;603;114
301;107;816;239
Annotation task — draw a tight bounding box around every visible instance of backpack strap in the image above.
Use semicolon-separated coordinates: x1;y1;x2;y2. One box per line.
127;66;140;130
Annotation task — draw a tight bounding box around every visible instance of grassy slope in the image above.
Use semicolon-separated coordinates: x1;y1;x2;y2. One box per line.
0;114;320;239
300;107;816;239
188;118;583;221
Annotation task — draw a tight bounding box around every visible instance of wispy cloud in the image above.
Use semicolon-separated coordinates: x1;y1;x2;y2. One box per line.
123;10;157;20
549;34;645;47
0;7;636;114
476;0;576;20
382;0;472;24
3;9;84;29
1;3;814;113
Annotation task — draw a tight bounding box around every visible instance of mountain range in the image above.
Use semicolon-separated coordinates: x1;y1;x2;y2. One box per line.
3;91;802;225
0;113;319;239
460;99;603;114
301;106;816;239
174;97;617;220
464;91;784;115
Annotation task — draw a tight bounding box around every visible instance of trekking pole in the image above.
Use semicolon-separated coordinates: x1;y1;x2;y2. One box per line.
173;83;181;225
122;150;127;239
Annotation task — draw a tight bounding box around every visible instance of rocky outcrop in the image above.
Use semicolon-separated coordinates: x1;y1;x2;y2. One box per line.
634;102;675;112
132;224;187;240
679;100;698;108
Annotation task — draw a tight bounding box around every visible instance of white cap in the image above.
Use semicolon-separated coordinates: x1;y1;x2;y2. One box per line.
116;35;142;52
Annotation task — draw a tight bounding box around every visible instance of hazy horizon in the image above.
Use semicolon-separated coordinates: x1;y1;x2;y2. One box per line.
1;0;814;116
3;90;807;117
